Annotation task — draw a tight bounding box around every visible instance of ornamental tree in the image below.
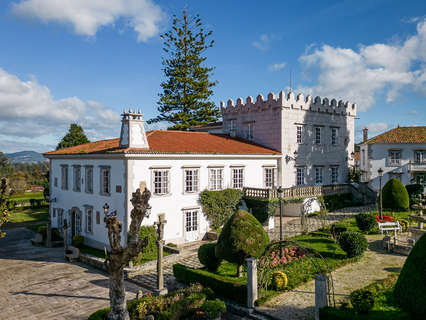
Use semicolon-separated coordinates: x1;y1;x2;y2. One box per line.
56;123;90;150
148;9;220;130
215;210;269;277
382;178;409;211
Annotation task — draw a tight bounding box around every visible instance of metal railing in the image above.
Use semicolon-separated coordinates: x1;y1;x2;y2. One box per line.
243;184;351;200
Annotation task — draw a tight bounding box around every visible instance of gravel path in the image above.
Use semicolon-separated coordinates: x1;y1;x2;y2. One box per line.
256;234;407;320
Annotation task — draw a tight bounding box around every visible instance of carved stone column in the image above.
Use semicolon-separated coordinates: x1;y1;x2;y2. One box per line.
154;214;167;296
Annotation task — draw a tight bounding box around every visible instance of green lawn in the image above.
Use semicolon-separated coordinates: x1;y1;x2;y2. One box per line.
9;192;44;201
320;274;410;319
8;206;49;223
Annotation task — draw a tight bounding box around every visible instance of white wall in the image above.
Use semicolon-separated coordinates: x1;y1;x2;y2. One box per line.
362;143;426;191
50;158;126;249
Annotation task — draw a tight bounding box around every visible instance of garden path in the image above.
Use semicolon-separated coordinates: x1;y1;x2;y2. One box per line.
256;234;407;320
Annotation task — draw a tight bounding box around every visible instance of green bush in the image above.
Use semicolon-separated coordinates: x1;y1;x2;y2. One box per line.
198;243;222;272
355;213;377;233
330;223;347;241
215;210;269;272
139;225;157;255
271;271;288;291
72;235;85;248
200;189;243;230
321;193;354;212
382;178;409;211
394;234;426;319
397;219;409;232
338;231;368;258
173;264;247;305
243;197;279;224
405;184;423;207
350;288;375;314
37;225;47;238
201;299;226;318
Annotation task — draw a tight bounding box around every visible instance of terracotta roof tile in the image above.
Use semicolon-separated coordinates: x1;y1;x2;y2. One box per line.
365;126;426;144
44;131;280;156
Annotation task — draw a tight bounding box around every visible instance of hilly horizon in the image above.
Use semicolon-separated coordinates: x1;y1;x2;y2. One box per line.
5;150;46;163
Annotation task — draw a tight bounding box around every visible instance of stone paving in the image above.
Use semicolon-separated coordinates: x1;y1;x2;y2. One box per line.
0;227;142;320
256;234;407;320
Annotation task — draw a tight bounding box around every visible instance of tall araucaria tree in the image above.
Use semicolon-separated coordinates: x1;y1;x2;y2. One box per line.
104;187;151;320
148;9;220;130
56;123;90;150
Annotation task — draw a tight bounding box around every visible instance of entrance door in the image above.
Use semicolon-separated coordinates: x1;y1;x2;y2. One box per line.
184;210;199;242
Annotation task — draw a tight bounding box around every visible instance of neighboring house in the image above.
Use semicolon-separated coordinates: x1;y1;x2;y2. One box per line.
359;126;426;191
44;110;280;249
193;90;357;188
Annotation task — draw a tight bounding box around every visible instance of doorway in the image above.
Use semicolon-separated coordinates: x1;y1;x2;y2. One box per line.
184;210;199;242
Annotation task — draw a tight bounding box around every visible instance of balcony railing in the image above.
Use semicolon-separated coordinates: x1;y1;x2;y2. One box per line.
408;161;426;172
243;184;351;200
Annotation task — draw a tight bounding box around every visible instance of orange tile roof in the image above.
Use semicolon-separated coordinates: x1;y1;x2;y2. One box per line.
365;126;426;144
44;131;280;156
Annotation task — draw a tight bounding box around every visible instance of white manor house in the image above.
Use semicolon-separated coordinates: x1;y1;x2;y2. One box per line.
44;90;357;248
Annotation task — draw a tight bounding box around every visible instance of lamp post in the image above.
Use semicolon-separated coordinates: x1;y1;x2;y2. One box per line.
378;168;383;220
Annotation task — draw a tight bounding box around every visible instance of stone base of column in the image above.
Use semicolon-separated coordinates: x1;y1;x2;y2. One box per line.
153;288;168;296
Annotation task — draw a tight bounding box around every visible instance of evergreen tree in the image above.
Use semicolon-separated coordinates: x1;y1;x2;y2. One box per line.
56;123;90;150
148;9;220;130
0;178;9;238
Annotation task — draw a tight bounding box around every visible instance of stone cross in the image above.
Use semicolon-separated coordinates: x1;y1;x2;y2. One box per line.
154;214;167;296
314;275;329;320
246;257;258;309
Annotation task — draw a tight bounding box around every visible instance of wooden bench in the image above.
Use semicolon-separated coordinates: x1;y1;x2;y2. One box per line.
378;221;402;234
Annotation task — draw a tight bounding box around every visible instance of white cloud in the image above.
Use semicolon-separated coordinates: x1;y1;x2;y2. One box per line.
252;34;277;51
12;0;165;42
0;68;120;149
299;18;426;111
268;62;286;72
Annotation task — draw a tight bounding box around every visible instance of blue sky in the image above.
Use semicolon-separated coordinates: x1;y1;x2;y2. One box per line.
0;0;425;153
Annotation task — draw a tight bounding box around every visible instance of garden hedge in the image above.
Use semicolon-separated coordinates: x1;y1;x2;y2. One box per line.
355;213;377;233
198;243;222;272
338;231;368;258
243;197;279;224
382;178;409;211
173;263;247;305
394;233;426;319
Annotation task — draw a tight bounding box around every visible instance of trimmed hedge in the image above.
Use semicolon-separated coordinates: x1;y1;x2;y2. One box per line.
394;233;426;319
173;263;247;305
350;289;375;314
382;178;409;211
198;243;222;272
200;189;243;230
355;213;377;233
338;231;368;258
243;197;279;224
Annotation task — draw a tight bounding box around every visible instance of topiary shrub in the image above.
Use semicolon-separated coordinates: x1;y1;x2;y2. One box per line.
394;233;426;319
271;271;288;291
382;178;409;211
330;223;347;242
350;288;375;314
215;210;269;277
338;231;368;258
355;212;377;233
198;243;222;272
72;234;85;248
200;189;243;230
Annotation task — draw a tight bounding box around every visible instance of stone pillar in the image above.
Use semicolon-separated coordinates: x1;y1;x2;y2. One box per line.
154;214;167;296
246;257;258;309
315;275;329;320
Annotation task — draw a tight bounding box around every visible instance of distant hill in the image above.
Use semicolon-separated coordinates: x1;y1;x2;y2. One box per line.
5;151;46;163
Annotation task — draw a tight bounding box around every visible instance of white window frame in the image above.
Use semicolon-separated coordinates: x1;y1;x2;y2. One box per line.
388;150;401;166
152;169;170;195
296;167;305;186
331;166;339;184
184;209;199;233
184;168;199;193
296;126;303;144
75;211;82;234
61;165;68;190
315;167;323;185
331;128;338;145
85;205;94;234
85;166;93;194
208;168;224;191
264;167;276;189
99;166;111;196
231;167;244;189
315;127;321;145
73;165;81;192
415;150;426;163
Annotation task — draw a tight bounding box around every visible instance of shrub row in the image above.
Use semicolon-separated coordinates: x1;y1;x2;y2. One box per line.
173;263;247;305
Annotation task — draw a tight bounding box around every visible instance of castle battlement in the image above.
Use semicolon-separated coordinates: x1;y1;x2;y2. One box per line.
220;90;357;117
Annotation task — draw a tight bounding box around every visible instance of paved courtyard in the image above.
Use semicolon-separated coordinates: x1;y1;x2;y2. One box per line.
0;227;141;320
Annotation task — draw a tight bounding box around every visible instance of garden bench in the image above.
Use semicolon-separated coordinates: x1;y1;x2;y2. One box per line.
378;221;402;234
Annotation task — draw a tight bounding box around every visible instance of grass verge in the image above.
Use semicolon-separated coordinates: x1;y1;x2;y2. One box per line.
8;206;48;223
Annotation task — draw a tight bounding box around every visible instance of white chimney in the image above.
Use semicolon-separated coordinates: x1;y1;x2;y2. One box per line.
119;108;149;149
